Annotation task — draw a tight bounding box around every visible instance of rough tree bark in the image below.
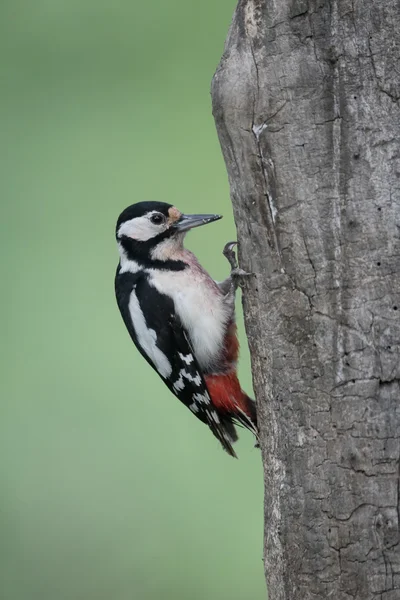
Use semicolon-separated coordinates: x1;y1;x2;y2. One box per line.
212;1;400;598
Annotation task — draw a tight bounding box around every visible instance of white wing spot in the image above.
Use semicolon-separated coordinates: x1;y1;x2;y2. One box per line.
128;290;172;378
206;410;220;424
172;368;202;392
189;403;200;413
173;375;185;392
184;370;202;387
193;392;210;405
178;352;194;365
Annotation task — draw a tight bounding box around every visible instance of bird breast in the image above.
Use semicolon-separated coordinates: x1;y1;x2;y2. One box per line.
148;262;231;370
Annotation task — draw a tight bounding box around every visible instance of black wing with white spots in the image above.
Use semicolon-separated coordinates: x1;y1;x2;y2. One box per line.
115;269;237;457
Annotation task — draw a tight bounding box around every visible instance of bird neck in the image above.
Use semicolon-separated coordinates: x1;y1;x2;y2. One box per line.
118;239;187;272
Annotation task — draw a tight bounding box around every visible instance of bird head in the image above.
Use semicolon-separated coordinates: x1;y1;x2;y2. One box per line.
116;201;222;263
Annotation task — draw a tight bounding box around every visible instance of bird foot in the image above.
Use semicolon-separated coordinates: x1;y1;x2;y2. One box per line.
231;268;253;279
223;241;238;270
223;242;254;285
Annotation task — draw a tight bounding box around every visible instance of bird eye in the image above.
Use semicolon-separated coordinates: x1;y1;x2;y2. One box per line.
150;213;165;225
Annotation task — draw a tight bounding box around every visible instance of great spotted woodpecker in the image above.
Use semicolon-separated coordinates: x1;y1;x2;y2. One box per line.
114;201;258;457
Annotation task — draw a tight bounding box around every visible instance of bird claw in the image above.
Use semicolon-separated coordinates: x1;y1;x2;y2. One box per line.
223;242;254;288
231;269;255;290
223;241;238;270
231;268;254;279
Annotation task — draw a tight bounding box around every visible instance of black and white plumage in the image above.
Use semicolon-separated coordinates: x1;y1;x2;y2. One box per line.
114;201;257;457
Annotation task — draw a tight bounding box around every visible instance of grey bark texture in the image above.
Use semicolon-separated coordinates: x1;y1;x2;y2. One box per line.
211;1;400;599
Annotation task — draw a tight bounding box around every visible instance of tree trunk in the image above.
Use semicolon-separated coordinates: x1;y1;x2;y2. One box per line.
212;1;400;598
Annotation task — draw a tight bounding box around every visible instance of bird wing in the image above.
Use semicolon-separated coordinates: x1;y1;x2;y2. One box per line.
115;271;237;457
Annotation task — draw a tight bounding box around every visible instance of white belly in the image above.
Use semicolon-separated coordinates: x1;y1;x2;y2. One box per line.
148;268;230;369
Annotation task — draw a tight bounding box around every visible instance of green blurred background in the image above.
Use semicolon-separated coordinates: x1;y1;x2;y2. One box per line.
0;2;264;599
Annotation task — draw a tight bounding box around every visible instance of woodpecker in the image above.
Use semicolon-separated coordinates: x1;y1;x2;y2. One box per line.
114;201;258;457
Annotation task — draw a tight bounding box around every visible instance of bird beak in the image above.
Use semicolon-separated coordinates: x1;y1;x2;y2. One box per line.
172;213;222;232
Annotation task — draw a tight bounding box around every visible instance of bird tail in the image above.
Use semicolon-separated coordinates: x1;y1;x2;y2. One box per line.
205;373;259;444
207;415;238;458
232;394;258;437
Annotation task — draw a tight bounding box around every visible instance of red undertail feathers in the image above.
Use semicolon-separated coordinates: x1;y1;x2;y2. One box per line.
205;372;258;437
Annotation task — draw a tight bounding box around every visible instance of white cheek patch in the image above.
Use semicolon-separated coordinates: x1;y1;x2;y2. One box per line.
118;213;166;242
128;290;172;378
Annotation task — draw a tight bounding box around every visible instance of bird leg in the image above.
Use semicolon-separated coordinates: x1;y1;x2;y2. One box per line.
222;242;253;290
217;242;253;296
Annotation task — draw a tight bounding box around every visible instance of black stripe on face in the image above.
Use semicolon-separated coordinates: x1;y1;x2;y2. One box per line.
119;234;187;271
118;215;188;271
